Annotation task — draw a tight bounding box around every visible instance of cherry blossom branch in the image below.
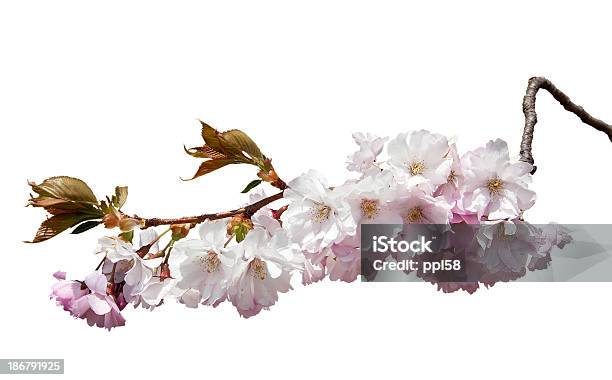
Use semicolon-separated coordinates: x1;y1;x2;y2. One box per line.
29;78;612;244
137;190;285;228
521;76;612;173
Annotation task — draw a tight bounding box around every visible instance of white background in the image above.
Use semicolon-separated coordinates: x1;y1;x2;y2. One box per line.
2;1;612;379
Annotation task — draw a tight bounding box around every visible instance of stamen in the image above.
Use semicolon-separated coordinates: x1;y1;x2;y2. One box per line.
311;203;332;223
447;169;457;184
249;258;267;280
408;161;425;176
487;177;504;194
360;199;380;220
198;251;221;273
404;206;424;223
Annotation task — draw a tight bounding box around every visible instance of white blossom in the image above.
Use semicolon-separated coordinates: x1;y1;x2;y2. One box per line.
282;170;357;253
460;139;536;220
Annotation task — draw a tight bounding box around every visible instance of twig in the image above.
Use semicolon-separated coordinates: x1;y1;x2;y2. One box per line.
138;190;285;228
521;77;612;173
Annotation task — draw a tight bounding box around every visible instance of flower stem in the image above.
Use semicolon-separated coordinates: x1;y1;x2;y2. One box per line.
150;228;171;246
162;240;175;266
95;255;106;271
224;234;234;248
110;262;117;283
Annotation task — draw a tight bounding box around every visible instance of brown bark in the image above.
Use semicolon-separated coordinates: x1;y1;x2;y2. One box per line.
521;77;612;173
139;190;285;228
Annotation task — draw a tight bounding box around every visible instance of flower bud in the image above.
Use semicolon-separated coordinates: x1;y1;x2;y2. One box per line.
118;217;141;232
171;223;191;240
103;211;120;229
257;168;278;183
226;215;253;243
271;205;288;220
103;207;142;232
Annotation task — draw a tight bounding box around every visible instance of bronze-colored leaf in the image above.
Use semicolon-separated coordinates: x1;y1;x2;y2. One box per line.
28;176;103;220
119;230;134;244
44;202;102;216
186;158;239;180
198;121;265;163
99;199;112;215
27;213;100;243
113;186;128;209
184;145;226;159
200;121;225;153
29;176;98;205
220;130;266;164
190;122;274;180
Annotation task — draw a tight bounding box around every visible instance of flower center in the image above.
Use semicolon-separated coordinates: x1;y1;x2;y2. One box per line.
198;251;221;273
311;203;332;223
360;198;380;220
408;161;425;176
249;258;267;280
404;206;424;223
487;177;504;194
447;170;457;184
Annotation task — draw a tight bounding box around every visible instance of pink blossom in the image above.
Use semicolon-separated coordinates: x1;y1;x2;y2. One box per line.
50;272;88;311
346;132;387;173
450;209;479;224
228;228;302;318
434;143;464;206
327;235;361;283
302;250;327;285
460;139;536;220
388;187;452;224
69;272;126;330
471;220;539;274
388;130;452;190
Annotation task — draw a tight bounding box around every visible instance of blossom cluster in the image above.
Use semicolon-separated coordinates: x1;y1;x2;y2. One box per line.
49;129;569;329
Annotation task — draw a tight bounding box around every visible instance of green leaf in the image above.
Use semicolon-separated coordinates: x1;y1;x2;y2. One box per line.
234;225;248;243
27;213;99;243
241;179;262;193
71;220;102;234
119;230;134;244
